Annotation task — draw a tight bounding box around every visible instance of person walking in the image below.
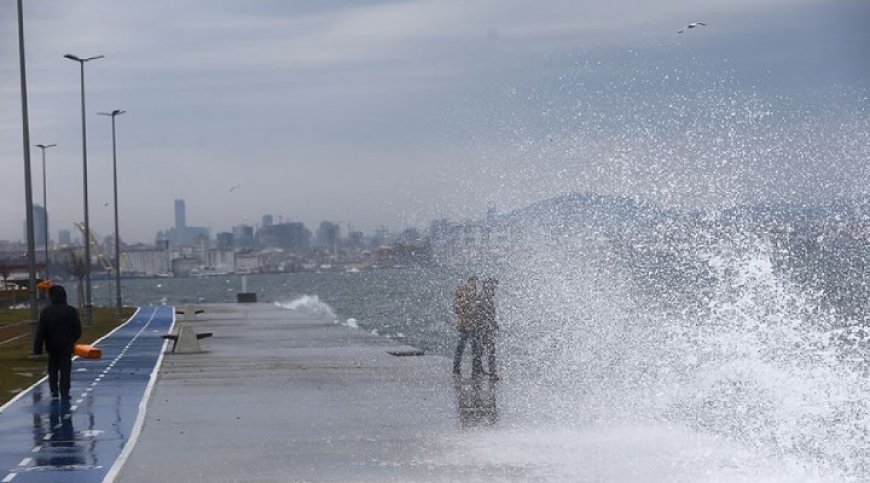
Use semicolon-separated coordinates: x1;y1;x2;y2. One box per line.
477;278;499;380
33;285;82;399
452;276;479;376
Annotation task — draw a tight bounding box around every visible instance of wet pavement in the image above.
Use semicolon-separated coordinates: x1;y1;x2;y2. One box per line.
115;303;523;483
0;306;174;483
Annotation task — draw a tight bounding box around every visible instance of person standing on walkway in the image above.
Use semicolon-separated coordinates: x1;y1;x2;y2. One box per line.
33;285;81;399
453;276;479;376
477;278;499;380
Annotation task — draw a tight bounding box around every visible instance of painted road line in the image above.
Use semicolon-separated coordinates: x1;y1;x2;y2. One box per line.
103;306;177;483
2;473;16;482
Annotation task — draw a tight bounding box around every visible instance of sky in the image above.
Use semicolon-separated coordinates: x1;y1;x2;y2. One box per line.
1;0;868;244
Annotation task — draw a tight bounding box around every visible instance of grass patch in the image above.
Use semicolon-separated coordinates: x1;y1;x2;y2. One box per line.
0;308;32;327
0;307;136;406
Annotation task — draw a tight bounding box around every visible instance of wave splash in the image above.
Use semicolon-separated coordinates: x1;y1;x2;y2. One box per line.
493;224;869;481
274;295;336;320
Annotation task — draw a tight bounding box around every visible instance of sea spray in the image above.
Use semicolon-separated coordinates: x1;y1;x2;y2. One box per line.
490;219;870;481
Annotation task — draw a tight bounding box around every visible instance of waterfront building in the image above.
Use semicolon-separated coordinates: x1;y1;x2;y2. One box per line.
123;247;170;276
232;225;255;249
258;222;310;253
216;232;234;250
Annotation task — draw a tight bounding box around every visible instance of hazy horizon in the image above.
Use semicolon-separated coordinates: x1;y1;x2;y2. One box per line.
2;0;867;244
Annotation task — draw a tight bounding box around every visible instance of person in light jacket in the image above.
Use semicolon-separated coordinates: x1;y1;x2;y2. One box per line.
476;278;499;380
452;276;480;376
33;285;82;399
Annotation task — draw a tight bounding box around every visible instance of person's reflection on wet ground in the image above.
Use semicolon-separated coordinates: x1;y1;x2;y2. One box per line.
454;377;498;429
30;387;86;470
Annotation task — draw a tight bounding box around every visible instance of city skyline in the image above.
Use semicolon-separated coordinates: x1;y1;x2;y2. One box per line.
2;0;868;244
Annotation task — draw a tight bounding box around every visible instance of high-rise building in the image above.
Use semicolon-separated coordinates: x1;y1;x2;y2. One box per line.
262;215;274;227
232;225;255;249
258;222;310;252
23;205;47;246
315;221;340;248
174;199;186;228
169;199;208;247
58;229;72;246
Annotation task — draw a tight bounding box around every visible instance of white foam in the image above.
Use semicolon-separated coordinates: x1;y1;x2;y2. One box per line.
274;295;336;319
496;229;869;480
436;424;836;483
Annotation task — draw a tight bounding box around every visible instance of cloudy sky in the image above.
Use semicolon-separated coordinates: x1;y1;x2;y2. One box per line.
1;0;868;243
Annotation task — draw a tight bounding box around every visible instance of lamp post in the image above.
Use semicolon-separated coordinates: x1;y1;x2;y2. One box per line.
64;53;104;326
35;143;57;281
98;109;125;316
16;0;39;328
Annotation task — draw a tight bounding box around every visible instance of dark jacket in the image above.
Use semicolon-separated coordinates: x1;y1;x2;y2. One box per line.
33;285;82;355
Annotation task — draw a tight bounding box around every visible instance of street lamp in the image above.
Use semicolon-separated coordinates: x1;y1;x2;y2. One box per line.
16;0;39;327
64;53;104;326
35;143;57;280
98;109;125;315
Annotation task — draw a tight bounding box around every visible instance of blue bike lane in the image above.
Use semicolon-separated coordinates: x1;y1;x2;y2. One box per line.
0;306;174;483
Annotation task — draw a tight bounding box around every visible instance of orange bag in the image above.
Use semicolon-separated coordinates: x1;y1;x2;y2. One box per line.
74;344;102;359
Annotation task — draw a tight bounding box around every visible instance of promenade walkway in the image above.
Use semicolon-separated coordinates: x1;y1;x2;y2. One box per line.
0;306;174;483
116;303;517;483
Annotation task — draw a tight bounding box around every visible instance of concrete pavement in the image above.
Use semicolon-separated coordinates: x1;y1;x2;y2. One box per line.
116;303;525;483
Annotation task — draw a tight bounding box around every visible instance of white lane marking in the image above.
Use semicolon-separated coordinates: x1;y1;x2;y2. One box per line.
70;405;78;411
31;445;41;453
42;433;52;441
2;473;16;482
75;399;83;404
16;458;31;467
104;305;174;483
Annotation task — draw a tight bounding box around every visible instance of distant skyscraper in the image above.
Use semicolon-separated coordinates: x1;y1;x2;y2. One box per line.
168;199;209;247
58;229;72;246
315;221;339;248
262;215;274;227
174;199;186;228
23;205;47;246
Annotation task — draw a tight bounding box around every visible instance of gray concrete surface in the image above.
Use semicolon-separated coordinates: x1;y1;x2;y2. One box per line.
116;303;526;483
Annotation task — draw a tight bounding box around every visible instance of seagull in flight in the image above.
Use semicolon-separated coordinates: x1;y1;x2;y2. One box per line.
678;22;707;34
229;184;241;192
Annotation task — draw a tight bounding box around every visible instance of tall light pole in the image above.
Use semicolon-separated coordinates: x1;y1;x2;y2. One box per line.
98;110;125;316
64;53;104;327
35;143;57;281
16;0;39;329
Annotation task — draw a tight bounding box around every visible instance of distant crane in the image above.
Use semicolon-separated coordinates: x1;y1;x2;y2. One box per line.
73;222;127;274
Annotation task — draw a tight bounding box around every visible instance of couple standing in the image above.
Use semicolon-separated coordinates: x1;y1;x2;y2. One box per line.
453;276;499;380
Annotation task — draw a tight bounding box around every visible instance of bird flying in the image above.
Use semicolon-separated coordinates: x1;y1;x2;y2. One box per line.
678;22;707;34
229;185;241;192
